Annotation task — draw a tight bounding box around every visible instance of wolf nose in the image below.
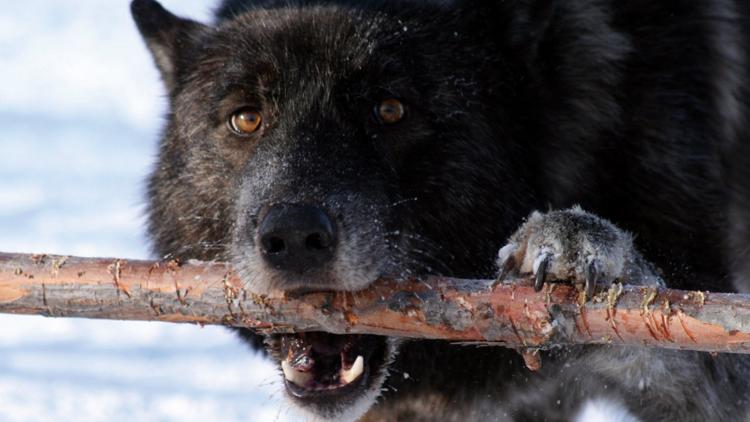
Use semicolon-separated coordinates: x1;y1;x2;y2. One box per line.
257;204;337;273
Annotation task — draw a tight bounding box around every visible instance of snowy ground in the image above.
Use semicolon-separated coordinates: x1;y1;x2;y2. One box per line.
0;2;291;420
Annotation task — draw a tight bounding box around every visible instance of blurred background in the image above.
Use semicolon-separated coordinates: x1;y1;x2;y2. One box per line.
0;1;289;420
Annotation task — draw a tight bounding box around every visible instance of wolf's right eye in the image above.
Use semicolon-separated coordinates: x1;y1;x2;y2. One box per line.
229;108;263;135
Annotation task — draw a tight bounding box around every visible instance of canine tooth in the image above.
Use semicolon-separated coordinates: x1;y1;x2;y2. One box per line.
341;355;364;384
281;360;313;387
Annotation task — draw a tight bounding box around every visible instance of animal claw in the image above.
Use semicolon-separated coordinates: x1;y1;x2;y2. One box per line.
585;259;602;299
533;252;551;292
493;243;518;288
492;257;515;289
497;255;515;281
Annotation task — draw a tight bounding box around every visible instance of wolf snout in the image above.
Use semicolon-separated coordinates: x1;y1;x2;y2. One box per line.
257;203;338;273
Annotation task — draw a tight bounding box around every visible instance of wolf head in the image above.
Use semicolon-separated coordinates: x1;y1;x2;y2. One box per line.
133;0;539;419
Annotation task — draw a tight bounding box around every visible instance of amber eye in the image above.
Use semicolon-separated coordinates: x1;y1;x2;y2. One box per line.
229;108;263;135
376;98;405;124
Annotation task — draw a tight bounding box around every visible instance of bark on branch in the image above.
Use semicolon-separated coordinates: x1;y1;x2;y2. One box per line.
1;252;750;356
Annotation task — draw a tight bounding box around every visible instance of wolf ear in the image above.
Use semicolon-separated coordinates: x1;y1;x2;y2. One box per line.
131;0;207;91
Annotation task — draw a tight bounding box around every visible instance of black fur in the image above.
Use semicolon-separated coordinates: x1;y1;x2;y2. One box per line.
132;0;750;419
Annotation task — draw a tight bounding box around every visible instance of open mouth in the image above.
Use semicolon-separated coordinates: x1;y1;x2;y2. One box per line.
278;332;388;402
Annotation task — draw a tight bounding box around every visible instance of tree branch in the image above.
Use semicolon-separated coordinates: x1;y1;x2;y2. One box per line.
1;252;749;356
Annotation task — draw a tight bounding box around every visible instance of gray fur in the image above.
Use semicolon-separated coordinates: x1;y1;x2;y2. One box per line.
497;207;663;288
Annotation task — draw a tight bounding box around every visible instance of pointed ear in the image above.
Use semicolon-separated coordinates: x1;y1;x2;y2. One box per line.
131;0;207;91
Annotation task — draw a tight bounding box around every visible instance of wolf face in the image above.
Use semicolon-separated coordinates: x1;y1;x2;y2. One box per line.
133;0;534;418
134;0;750;420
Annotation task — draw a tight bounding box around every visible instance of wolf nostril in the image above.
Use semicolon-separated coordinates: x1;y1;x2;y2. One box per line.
305;233;329;250
264;236;286;254
257;204;337;273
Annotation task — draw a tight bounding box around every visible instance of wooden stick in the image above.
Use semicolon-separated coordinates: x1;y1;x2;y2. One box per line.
1;252;749;355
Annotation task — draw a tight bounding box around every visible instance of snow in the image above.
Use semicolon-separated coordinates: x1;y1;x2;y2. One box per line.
0;2;291;420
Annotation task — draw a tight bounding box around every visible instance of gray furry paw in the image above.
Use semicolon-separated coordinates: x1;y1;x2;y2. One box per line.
496;207;662;297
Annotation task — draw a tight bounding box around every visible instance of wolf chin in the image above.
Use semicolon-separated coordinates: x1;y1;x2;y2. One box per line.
132;0;750;420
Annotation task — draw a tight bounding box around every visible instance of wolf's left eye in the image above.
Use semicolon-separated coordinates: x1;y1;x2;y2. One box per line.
375;99;405;124
229;108;263;135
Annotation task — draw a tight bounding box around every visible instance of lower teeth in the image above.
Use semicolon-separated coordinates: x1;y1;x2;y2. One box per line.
281;360;313;387
340;355;364;384
281;354;365;388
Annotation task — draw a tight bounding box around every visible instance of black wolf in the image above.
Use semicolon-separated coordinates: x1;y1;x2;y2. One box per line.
132;0;750;420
